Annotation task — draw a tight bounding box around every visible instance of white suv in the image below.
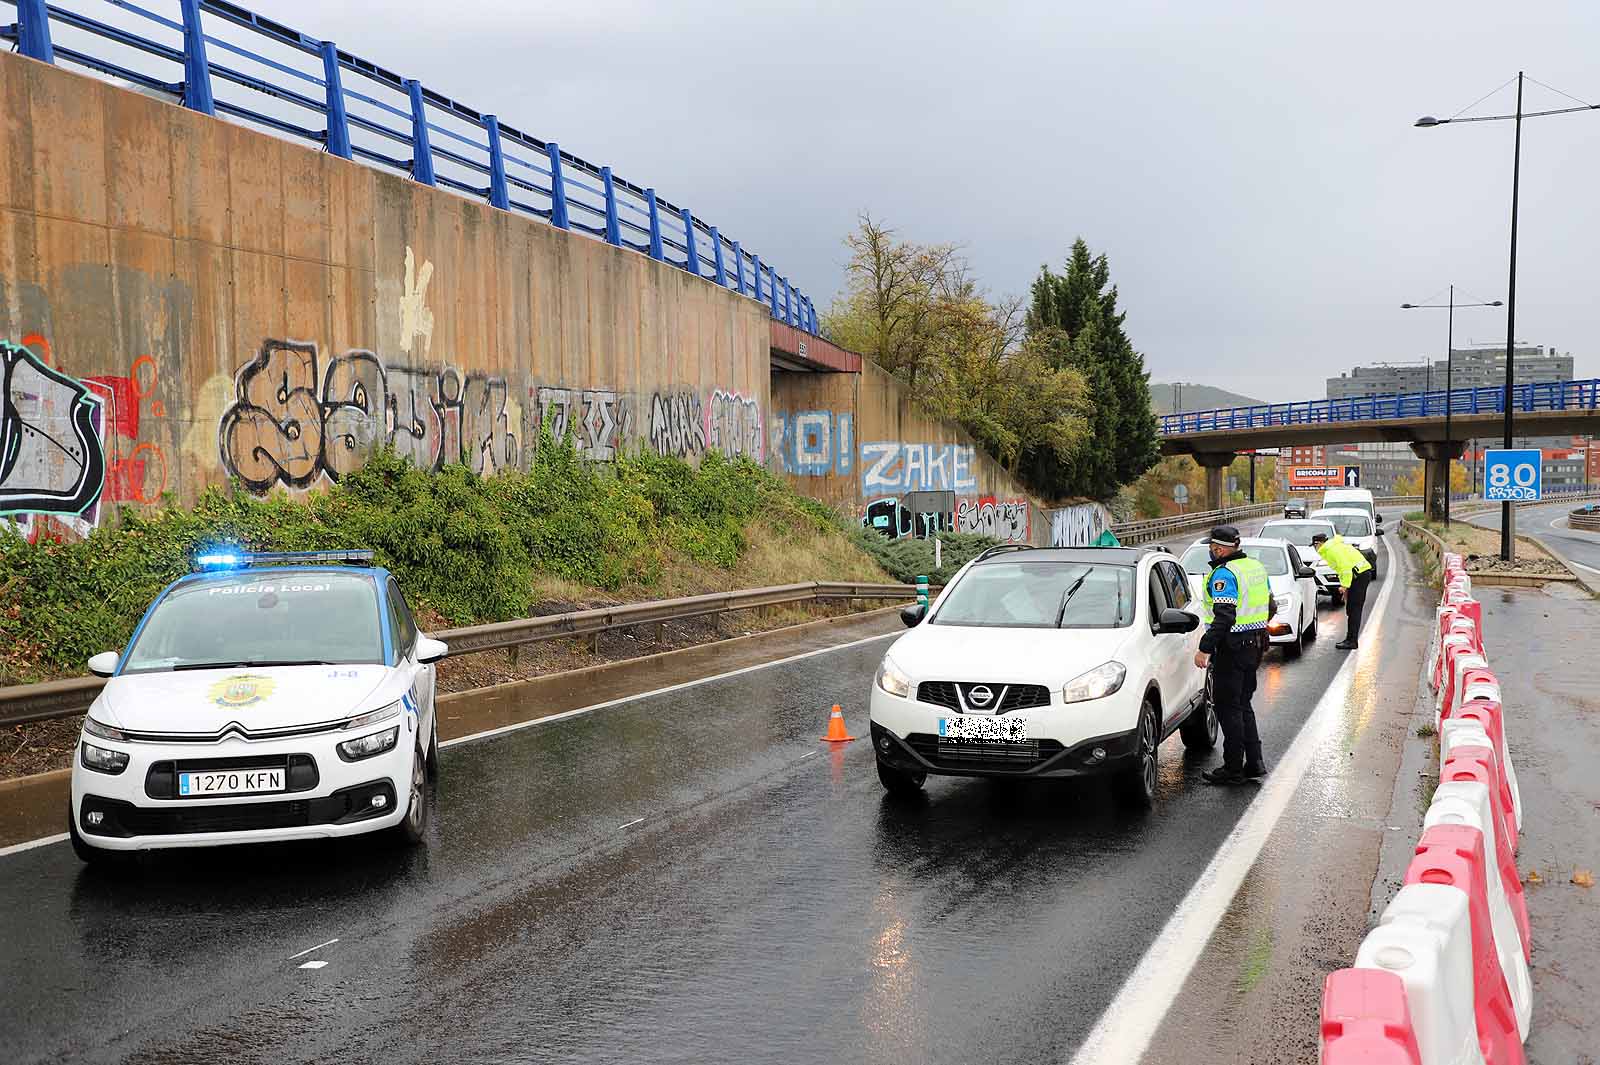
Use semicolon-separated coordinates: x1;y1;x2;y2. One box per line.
869;545;1215;809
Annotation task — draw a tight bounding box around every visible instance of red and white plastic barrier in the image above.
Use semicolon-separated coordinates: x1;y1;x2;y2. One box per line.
1323;556;1534;1065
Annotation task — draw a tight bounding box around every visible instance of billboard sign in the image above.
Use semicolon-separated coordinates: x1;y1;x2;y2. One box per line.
1288;466;1359;489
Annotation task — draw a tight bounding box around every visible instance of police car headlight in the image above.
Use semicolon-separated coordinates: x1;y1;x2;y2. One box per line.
875;656;912;699
83;716;128;742
1273;594;1291;610
1062;661;1126;704
337;726;400;762
341;702;401;730
80;741;130;774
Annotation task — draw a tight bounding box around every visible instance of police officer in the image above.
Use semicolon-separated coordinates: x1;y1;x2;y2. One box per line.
1312;531;1375;650
1194;525;1274;785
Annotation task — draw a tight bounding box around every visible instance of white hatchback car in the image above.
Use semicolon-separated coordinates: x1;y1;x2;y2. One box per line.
869;545;1215;808
1259;518;1342;603
69;550;447;866
1177;537;1319;658
1310;507;1383;579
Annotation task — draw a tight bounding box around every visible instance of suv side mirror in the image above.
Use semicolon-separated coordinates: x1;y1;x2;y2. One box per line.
900;603;927;628
87;651;120;678
416;637;449;664
1376;527;1386;537
1296;564;1316;579
1156;607;1199;634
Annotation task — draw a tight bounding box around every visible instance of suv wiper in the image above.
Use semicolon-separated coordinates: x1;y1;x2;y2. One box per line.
1054;568;1094;627
171;659;335;671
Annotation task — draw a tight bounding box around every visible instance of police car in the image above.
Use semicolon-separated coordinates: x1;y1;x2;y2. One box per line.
69;550;446;865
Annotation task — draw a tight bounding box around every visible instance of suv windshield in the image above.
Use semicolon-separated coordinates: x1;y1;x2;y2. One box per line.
1260;522;1335;547
1180;545;1291;577
122;570;384;674
1316;513;1373;538
932;561;1135;629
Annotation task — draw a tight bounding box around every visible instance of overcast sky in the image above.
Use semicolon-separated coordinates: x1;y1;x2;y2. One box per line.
250;0;1600;402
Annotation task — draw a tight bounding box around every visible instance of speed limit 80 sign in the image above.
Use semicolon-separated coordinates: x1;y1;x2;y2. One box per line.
1484;448;1543;501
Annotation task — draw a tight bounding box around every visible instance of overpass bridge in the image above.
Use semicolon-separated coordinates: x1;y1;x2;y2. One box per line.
1160;378;1600;513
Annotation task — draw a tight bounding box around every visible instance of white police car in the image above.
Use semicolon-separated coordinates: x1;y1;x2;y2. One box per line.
69;550;446;865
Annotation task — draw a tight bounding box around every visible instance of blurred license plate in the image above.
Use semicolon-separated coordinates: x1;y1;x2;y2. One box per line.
938;716;1028;742
178;768;284;797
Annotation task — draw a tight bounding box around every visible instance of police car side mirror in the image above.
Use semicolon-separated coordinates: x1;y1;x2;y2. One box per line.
87;651;119;678
900;604;928;628
1156;608;1199;634
416;637;449;664
1376;527;1386;536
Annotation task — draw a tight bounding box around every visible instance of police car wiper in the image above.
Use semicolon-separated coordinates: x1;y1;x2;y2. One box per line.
1054;568;1094;627
172;659;335;671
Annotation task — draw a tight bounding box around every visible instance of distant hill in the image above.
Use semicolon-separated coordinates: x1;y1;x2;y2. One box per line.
1149;382;1267;415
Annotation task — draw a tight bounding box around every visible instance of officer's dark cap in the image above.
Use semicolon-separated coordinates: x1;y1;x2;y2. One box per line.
1310;532;1330;545
1206;525;1241;546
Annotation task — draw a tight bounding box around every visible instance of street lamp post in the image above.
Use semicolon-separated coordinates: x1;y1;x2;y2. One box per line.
1401;287;1502;527
1416;71;1600;560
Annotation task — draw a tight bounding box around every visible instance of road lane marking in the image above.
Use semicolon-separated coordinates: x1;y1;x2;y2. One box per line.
800;751;819;760
1068;537;1399;1065
0;832;68;858
618;817;645;830
298;960;329;970
439;630;898;751
288;937;340;960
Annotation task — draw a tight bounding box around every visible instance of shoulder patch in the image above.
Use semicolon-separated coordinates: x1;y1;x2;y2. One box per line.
1212;578;1228;592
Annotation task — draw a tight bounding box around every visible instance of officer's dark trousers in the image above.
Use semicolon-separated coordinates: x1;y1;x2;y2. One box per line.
1344;569;1375;644
1212;635;1263;771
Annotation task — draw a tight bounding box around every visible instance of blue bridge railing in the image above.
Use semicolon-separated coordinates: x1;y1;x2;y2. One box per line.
1;0;818;332
1162;378;1600;435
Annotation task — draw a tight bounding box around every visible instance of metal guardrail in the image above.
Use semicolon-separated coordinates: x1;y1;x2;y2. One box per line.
1570;507;1600;532
1110;495;1423;546
0;0;817;332
0;580;917;728
1161;378;1600;435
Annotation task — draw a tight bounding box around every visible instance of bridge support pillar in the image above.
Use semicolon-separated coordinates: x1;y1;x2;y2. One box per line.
1410;441;1466;522
1193;451;1236;512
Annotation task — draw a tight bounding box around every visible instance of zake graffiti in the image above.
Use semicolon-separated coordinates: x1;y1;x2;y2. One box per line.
860;442;977;495
0;340;106;525
956;496;1029;543
219;339;519;493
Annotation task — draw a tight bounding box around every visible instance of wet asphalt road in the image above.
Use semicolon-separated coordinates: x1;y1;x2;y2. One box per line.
0;527;1394;1065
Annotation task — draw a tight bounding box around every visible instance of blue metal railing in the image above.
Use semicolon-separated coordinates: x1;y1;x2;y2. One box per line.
1161;379;1600;435
0;0;819;333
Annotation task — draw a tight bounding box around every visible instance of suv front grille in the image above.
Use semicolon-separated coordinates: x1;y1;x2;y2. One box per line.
905;733;1065;771
916;682;1051;714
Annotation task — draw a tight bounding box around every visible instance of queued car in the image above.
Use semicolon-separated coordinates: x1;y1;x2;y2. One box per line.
869;545;1215;809
1310;507;1383;579
1322;487;1380;527
1282;498;1309;519
1259;518;1343;603
1177;537;1319;658
69;550;447;866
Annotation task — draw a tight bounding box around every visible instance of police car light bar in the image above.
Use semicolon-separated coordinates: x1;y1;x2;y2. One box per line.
192;549;375;571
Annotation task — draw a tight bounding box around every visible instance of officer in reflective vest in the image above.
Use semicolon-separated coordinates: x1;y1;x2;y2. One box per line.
1312;531;1375;650
1194;525;1275;785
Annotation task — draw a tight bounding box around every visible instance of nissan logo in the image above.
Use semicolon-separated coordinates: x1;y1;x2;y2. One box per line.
967;685;994;708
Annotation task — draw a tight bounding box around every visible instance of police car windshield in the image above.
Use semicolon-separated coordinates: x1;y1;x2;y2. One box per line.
932;561;1135;628
1180;544;1290;577
1260;522;1334;547
122;570;384;674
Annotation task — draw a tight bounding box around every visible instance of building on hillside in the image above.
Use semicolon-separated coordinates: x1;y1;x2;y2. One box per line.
1354;442;1421;496
1325;345;1574;400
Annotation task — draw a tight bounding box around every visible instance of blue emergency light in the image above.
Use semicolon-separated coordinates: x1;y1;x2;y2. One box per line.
191;549;375;572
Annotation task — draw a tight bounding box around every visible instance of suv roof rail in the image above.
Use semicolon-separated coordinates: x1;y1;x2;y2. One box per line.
1141;544;1173;555
972;544;1034;563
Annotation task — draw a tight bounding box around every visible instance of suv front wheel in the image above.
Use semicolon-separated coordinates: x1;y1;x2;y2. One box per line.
1114;697;1160;810
877;759;926;795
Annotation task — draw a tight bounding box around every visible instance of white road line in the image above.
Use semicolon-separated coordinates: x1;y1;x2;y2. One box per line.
1564;559;1600;575
617;817;645;831
287;937;340;961
0;832;68;858
800;750;819;760
438;630;897;751
298;960;329;970
1068;540;1399;1065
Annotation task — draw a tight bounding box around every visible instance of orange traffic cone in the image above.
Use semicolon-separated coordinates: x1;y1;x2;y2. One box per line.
821;704;857;742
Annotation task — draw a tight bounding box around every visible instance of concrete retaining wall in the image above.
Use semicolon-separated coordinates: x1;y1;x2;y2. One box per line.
0;51;770;539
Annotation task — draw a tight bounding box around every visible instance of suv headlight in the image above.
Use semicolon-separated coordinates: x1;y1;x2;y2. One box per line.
876;656;912;699
1062;661;1126;704
1273;594;1291;610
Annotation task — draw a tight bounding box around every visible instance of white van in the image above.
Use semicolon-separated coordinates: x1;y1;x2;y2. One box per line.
1322;487;1378;525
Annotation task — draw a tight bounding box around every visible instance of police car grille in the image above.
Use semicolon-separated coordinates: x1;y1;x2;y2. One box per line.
122;799;313;835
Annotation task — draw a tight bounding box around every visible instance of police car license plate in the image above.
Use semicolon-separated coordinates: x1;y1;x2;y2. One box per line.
178;768;285;797
938;715;1028;742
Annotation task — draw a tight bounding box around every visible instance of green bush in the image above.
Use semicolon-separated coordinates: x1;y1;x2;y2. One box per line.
848;528;1002;585
0;442;854;682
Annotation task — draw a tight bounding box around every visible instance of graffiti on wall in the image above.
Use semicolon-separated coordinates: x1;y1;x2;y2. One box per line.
862;491;955;540
957;496;1029;543
86;354;168;505
219;340;520;492
706;389;763;462
1049;502;1111;547
532;386;633;463
769;410;854;477
0;340;107;532
648;390;705;459
860;442;977;495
